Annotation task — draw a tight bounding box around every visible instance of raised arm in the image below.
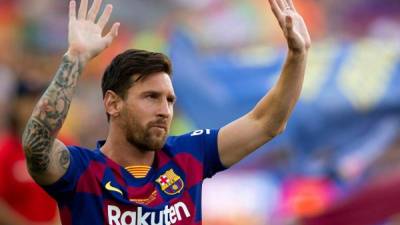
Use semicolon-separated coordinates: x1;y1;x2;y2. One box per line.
22;0;119;185
218;0;311;167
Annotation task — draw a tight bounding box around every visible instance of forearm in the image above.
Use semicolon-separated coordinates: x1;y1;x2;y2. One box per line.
217;0;310;167
22;53;82;175
251;50;307;135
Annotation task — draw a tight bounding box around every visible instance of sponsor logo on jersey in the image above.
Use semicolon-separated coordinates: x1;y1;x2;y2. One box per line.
107;201;191;225
156;169;184;195
129;190;157;205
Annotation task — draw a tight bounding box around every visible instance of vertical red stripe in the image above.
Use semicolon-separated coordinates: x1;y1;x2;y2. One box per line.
105;158;127;187
76;161;106;194
59;206;72;225
173;153;204;188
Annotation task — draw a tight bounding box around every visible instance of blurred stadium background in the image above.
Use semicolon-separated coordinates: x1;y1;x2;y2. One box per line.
0;0;399;224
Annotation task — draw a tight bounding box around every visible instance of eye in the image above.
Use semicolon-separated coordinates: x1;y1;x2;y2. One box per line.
167;96;176;105
146;93;158;99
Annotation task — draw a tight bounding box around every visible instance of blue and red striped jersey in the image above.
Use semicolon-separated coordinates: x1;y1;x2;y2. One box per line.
41;129;225;225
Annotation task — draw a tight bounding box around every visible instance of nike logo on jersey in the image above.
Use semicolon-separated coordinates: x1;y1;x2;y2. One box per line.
105;181;123;195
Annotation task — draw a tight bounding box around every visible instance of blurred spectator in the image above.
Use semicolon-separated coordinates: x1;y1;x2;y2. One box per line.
0;64;16;136
299;168;400;225
0;81;63;225
295;135;400;225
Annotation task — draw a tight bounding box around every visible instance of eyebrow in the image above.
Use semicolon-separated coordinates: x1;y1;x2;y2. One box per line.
142;90;177;100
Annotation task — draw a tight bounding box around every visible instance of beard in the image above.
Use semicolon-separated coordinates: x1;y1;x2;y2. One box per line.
122;111;169;152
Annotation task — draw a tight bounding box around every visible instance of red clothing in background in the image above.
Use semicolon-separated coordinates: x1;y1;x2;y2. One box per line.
301;171;400;225
0;134;57;222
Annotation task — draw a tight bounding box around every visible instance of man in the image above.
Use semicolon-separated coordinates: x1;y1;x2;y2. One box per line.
22;0;310;224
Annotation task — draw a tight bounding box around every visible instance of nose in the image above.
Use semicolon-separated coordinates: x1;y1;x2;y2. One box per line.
157;98;173;119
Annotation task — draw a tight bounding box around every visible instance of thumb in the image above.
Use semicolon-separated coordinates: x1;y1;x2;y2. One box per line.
104;22;120;47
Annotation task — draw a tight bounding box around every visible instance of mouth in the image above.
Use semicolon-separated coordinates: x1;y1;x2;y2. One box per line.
151;126;166;131
149;124;168;132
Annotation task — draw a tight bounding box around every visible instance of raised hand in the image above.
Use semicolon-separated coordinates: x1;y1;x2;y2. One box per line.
67;0;120;62
268;0;311;53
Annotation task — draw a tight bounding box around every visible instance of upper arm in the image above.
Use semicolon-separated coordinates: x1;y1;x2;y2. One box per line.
218;112;281;167
27;138;71;186
22;117;71;185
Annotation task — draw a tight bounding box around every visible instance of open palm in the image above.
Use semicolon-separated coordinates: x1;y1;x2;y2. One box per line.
68;0;119;62
269;0;311;53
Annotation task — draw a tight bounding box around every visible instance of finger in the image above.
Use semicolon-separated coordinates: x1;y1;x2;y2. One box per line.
282;0;290;9
97;4;113;29
87;0;102;22
285;15;294;33
275;0;285;11
104;22;120;47
269;0;283;21
78;0;88;20
69;1;76;21
286;0;296;11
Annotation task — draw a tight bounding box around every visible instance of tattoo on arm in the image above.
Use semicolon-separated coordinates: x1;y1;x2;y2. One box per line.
59;145;71;170
22;119;51;172
22;55;81;174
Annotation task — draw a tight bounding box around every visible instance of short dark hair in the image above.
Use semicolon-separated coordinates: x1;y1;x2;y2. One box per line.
101;49;172;99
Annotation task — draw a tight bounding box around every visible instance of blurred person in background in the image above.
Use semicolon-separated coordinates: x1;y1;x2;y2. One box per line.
291;135;400;225
21;0;310;224
0;81;60;225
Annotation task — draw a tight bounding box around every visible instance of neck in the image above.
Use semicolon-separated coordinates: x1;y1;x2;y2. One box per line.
101;124;155;168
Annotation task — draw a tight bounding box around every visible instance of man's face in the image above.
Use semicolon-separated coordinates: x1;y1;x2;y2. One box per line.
120;72;175;151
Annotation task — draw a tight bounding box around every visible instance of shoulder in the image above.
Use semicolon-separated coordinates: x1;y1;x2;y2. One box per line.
66;145;104;164
67;145;94;154
163;129;219;155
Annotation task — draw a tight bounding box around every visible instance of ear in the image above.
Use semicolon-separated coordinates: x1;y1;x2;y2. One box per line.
104;90;123;119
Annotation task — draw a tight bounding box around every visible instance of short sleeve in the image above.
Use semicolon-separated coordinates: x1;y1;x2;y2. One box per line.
167;129;226;179
200;129;226;178
41;146;89;201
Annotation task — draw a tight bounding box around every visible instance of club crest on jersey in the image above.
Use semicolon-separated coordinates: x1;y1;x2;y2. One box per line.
156;169;184;195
